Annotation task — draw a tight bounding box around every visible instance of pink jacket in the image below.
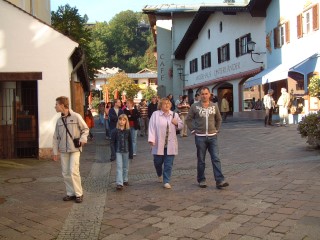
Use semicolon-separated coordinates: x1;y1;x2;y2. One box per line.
148;110;183;155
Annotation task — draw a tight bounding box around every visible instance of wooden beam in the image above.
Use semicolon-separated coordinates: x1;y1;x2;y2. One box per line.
0;72;42;81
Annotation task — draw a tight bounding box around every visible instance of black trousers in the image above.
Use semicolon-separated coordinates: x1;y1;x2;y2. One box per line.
264;108;273;125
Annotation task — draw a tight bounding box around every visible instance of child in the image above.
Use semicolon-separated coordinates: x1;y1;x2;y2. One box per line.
84;109;94;140
110;114;133;190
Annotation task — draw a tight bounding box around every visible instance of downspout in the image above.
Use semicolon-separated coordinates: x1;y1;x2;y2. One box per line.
70;53;85;111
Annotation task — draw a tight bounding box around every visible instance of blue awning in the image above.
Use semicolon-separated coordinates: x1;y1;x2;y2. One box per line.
244;64;289;88
289;53;320;75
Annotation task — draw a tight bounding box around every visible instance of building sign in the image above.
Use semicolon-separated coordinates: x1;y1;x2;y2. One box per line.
159;54;166;81
196;71;212;81
214;62;240;77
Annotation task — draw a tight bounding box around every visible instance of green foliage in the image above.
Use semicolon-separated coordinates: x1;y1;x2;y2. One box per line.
297;111;320;147
104;72;140;100
308;76;320;99
141;86;157;101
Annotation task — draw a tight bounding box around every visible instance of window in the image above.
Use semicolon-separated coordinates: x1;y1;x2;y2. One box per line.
220;22;223;32
189;58;198;74
235;33;250;57
218;44;230;63
274;21;290;48
149;78;157;85
297;3;319;38
201;52;211;69
208;29;210;39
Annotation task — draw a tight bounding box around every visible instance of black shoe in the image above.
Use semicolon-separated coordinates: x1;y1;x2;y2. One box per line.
75;195;83;203
63;195;76;201
123;182;129;186
216;181;229;189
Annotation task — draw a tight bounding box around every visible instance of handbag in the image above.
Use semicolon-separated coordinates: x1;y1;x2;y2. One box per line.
173;112;180;135
62;117;81;148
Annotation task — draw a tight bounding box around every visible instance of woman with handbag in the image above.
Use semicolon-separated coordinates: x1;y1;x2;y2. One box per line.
148;98;183;189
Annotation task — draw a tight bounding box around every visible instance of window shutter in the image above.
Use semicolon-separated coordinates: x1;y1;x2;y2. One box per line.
297;14;303;38
273;27;280;48
285;21;290;43
217;48;221;63
227;44;230;61
195;59;198;72
201;55;204;70
235;38;240;57
189;61;192;74
313;3;319;31
208;52;211;67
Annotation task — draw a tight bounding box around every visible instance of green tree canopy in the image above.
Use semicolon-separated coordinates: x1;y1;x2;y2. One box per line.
104;72;140;100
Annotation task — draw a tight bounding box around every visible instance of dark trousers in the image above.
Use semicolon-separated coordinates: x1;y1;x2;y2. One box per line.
264;108;273;125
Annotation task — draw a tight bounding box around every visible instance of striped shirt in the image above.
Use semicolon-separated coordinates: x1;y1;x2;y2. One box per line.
139;105;148;119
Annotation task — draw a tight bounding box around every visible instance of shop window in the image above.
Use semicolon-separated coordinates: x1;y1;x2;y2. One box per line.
274;21;290;48
218;44;230;63
297;3;319;38
235;33;250;57
201;52;211;70
189;58;198;74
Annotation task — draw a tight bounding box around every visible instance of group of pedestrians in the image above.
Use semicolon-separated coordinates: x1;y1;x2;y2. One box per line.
263;87;291;127
51;89;230;204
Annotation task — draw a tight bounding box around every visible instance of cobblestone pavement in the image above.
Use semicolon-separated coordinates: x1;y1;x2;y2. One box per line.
0;118;319;240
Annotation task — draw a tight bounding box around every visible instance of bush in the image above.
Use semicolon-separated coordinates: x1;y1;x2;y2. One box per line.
297;111;320;147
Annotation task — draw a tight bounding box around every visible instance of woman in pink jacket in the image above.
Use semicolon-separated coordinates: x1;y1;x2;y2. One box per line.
148;98;183;189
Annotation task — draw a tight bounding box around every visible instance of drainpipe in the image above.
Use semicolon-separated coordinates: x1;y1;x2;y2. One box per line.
70;53;85;112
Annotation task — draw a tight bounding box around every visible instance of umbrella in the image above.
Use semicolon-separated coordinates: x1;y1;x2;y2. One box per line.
113;89;118;99
105;87;109;103
122;91;127;103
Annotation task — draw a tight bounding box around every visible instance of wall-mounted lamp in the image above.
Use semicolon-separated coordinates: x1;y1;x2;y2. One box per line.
177;66;188;81
247;40;266;64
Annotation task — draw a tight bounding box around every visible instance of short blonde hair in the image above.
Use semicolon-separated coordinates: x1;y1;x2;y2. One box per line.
116;114;130;130
158;97;171;110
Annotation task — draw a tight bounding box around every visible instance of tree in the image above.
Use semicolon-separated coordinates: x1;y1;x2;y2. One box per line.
309;76;320;99
104;72;140;100
141;86;157;101
105;11;150;72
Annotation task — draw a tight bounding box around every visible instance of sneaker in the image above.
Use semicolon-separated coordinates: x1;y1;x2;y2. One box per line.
199;181;207;188
75;195;83;203
158;176;162;183
123;182;129;186
116;185;123;190
216;181;229;189
63;195;76;201
163;183;171;189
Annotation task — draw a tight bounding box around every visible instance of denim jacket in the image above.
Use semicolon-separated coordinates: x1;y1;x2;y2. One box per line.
110;128;133;159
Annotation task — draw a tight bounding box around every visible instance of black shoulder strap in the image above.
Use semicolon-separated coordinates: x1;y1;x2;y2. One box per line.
62;117;73;139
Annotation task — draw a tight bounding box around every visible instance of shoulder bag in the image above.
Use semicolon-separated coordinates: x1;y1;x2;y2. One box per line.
62;117;81;148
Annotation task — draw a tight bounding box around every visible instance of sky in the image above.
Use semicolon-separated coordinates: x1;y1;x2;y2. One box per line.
51;0;244;23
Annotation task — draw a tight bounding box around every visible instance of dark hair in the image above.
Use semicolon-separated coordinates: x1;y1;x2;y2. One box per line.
200;87;210;93
182;95;188;101
195;93;200;97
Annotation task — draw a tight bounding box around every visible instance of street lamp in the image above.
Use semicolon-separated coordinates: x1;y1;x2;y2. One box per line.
247;40;266;64
177;66;187;81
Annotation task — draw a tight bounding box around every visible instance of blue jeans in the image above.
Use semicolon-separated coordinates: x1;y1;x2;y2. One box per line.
116;152;129;186
153;148;174;184
130;127;138;154
105;119;110;137
195;135;225;183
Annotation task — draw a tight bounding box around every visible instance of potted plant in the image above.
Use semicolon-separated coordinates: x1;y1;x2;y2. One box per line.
297;111;320;148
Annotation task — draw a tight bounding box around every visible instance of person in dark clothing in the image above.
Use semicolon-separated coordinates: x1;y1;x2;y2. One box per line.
167;94;175;111
148;96;158;119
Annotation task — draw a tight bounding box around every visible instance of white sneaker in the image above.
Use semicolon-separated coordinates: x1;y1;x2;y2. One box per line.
158;176;162;183
163;183;171;189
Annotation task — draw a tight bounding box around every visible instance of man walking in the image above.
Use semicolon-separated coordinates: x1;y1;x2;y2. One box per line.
263;89;275;127
139;99;149;137
186;87;229;189
53;96;89;203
